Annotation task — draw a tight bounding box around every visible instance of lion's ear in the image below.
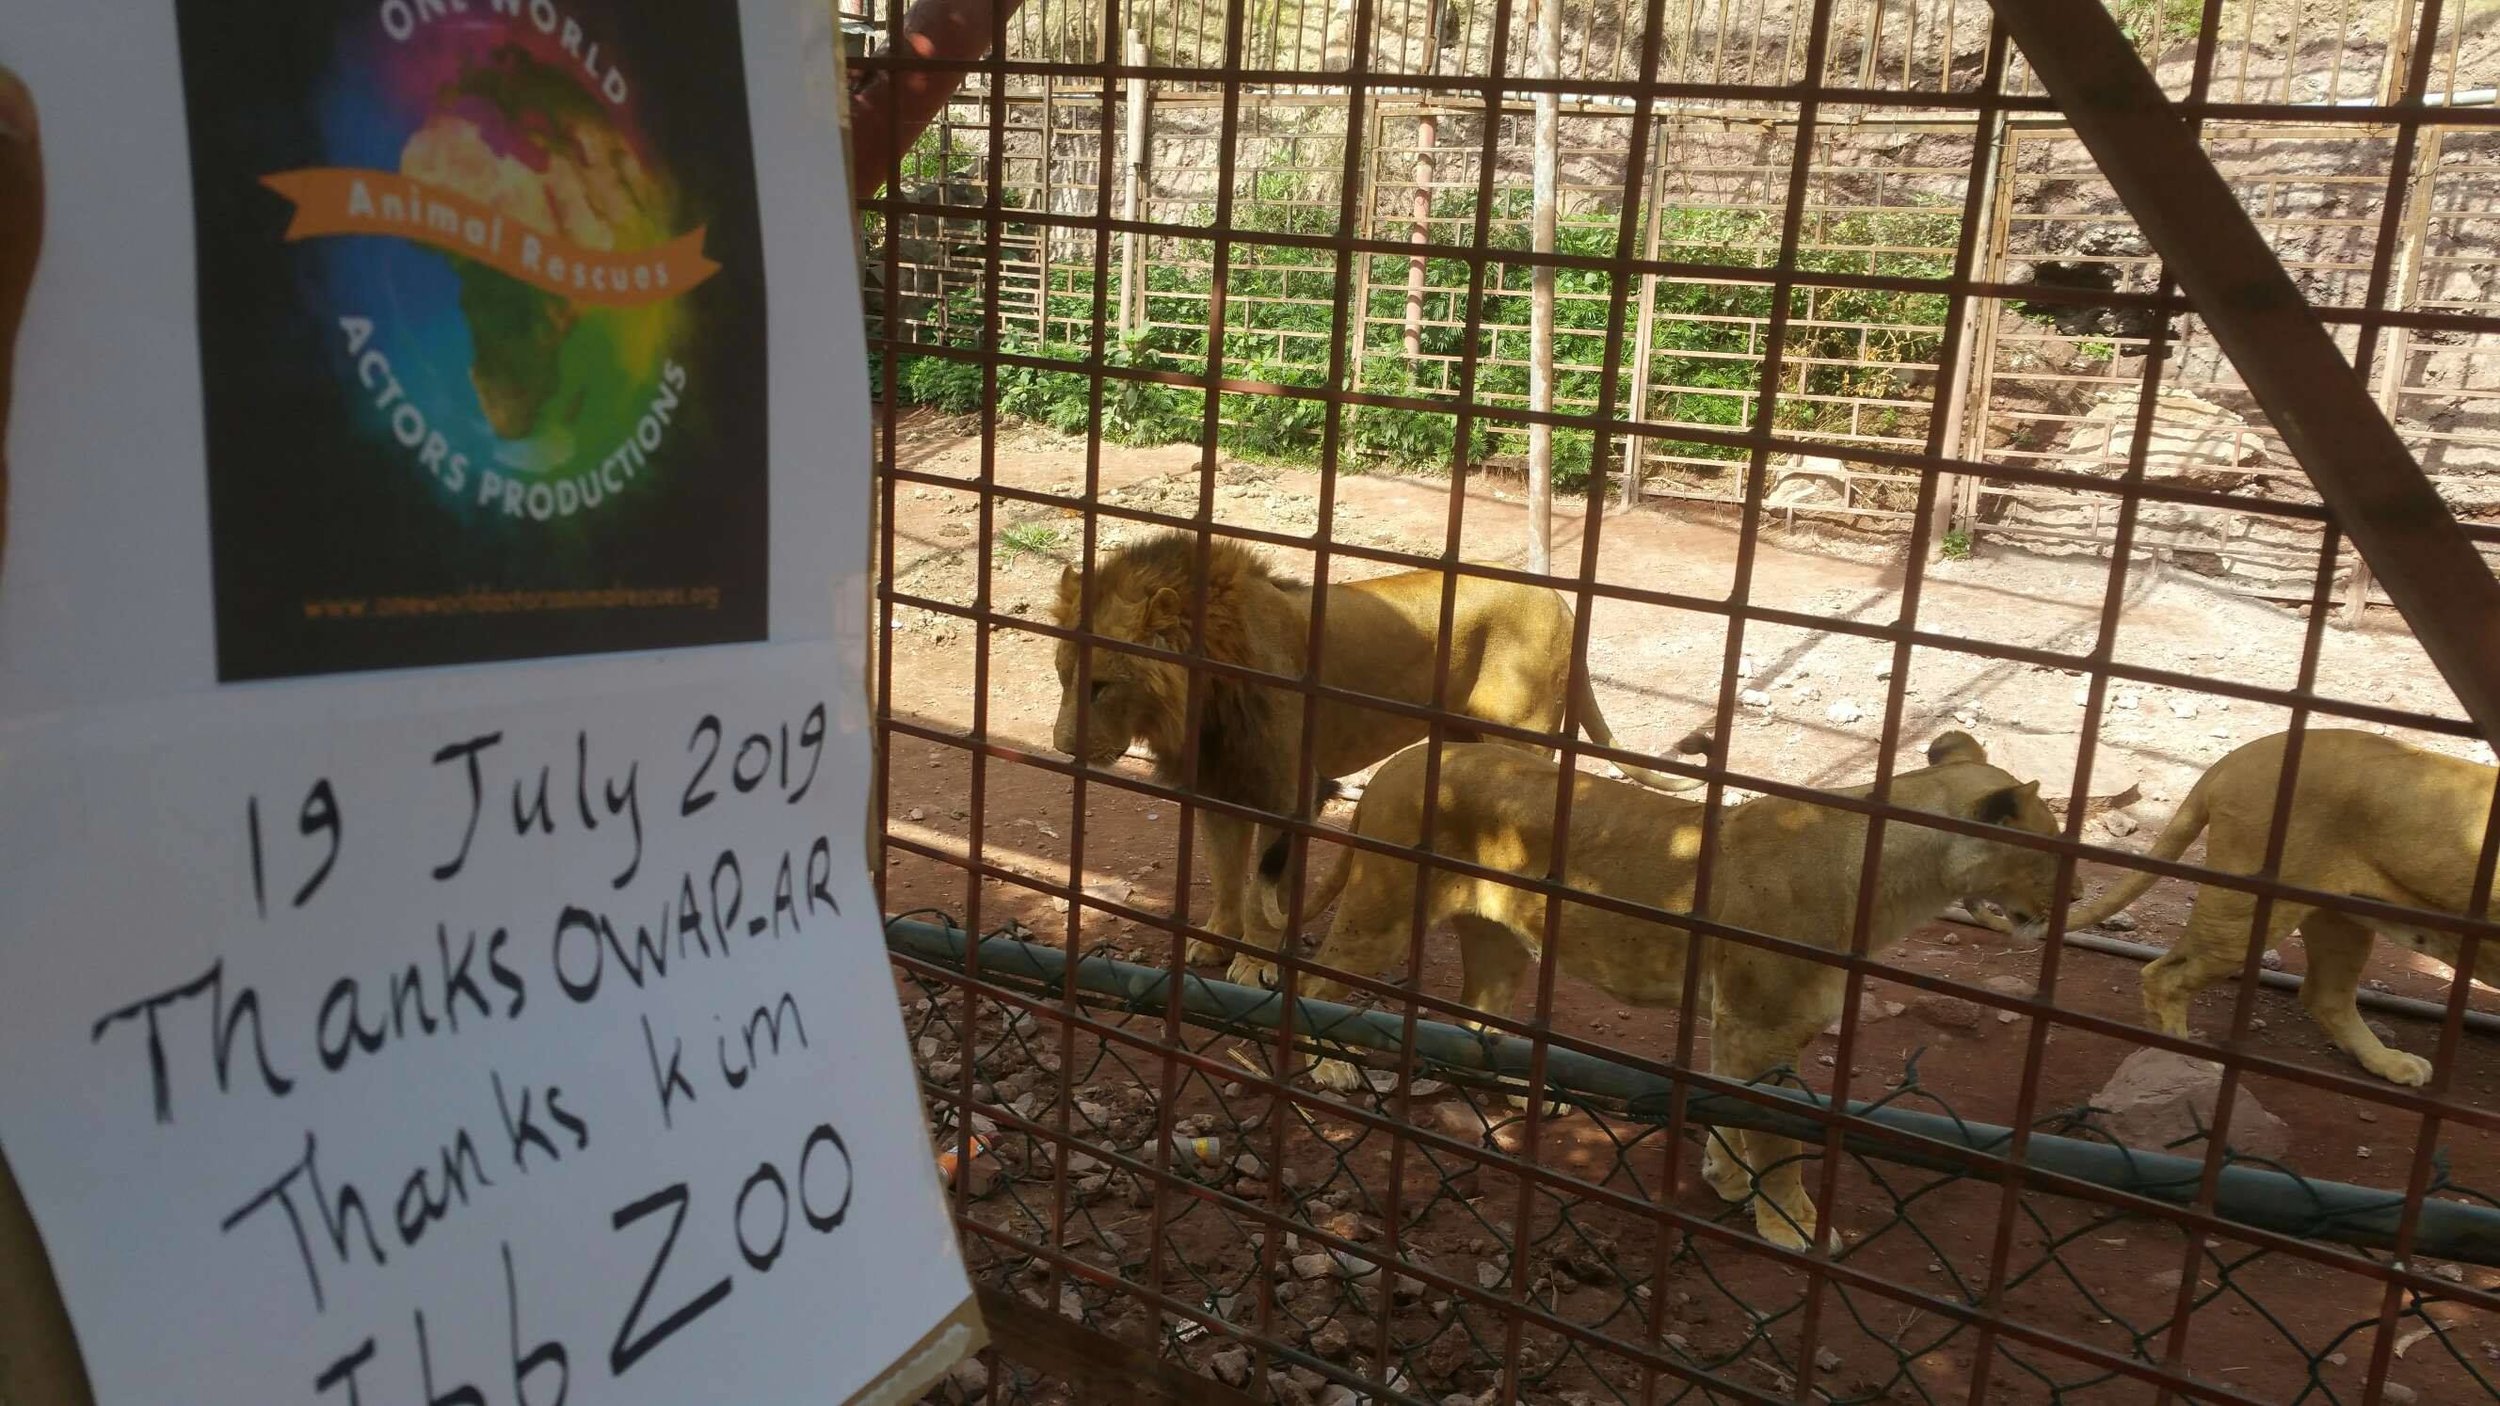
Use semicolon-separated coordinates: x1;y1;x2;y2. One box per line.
1927;730;1987;767
1140;586;1187;642
1053;564;1083;622
1973;783;2029;826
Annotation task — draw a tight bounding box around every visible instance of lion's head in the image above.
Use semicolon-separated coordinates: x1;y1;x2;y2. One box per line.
1050;558;1189;765
1923;730;2061;941
1047;534;1302;788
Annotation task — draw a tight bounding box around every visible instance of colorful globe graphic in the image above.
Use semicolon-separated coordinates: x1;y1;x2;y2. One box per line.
316;31;689;494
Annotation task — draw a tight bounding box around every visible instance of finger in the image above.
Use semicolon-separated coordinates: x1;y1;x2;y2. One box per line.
0;64;39;575
0;63;37;358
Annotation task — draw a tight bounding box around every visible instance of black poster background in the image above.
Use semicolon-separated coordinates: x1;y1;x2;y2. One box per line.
174;0;770;681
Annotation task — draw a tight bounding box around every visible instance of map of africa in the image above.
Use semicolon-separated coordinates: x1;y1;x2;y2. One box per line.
396;46;675;440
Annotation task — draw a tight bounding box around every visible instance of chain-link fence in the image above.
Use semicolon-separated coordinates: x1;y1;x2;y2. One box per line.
892;916;2500;1405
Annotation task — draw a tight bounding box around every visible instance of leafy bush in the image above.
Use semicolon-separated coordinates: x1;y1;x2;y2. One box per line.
869;189;1959;491
900;354;984;414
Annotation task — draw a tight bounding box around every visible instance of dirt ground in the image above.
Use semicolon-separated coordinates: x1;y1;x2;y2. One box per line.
879;411;2500;1405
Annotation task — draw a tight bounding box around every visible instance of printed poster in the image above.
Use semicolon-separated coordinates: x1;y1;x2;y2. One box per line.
0;2;980;1403
177;0;771;680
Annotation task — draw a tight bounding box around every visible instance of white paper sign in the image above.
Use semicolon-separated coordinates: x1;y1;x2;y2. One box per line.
0;0;974;1401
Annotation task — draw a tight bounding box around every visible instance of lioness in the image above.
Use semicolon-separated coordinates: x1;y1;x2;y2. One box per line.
2039;729;2497;1087
1051;532;1711;971
1255;732;2057;1250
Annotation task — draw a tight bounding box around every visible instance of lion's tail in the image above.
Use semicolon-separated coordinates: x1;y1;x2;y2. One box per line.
2061;773;2214;930
1256;818;1355;931
1573;667;1715;793
1960;775;2213;935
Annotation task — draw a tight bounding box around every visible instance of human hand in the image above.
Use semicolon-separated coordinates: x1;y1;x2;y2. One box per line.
0;64;43;575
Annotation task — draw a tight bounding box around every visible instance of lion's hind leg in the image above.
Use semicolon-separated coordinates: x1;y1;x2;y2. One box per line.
1301;851;1431;1093
2299;913;2432;1087
2141;885;2307;1041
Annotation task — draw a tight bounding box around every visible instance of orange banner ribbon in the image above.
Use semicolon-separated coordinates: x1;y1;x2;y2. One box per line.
259;168;718;308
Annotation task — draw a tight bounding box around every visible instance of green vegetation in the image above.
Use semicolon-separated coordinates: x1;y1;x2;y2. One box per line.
996;521;1065;559
2108;0;2206;46
1941;526;1973;561
873;139;1960;497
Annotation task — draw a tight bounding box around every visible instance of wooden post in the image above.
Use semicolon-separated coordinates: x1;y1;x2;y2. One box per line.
1120;28;1149;338
1525;0;1561;576
1623;138;1668;508
1403;109;1437;363
1927;85;2011;556
1402;0;1443;366
1349;108;1381;384
1036;92;1054;342
2350;127;2444;620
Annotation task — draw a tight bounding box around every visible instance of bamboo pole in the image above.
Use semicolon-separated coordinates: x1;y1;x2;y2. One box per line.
1526;0;1562;576
1404;112;1438;363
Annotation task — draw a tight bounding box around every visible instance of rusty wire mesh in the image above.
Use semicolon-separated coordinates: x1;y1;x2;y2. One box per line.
859;0;2500;1401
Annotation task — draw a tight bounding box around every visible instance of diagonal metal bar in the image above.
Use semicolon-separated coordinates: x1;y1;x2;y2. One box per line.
1985;0;2500;745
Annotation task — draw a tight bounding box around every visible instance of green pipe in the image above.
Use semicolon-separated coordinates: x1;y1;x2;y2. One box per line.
886;918;2500;1267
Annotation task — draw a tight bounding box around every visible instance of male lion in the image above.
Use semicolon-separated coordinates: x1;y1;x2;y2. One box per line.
1050;533;1710;973
2037;729;2497;1087
1259;732;2057;1250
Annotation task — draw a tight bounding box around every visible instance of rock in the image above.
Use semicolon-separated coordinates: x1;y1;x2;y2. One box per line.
1209;1348;1251;1387
2090;1048;2290;1158
1953;707;1980;727
2102;811;2140;838
2260;949;2284;970
948;1356;991;1399
2113;691;2141;711
2169;697;2199;720
1293;1253;1335;1280
1740;688;1773;707
1477;1261;1506;1289
2382;1384;2418;1405
1815;1348;1844;1372
1309;1319;1352;1359
1912;995;1985;1031
2073;687;2091;707
1983;975;2035;999
1767;457;1850;508
907;807;928;822
1316;1389;1359;1406
2099;912;2138;933
1825;699;1864;725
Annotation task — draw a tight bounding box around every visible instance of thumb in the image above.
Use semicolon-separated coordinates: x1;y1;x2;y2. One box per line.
0;64;40;578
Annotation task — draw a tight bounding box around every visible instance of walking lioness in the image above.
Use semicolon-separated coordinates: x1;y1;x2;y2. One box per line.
2051;729;2498;1087
1050;533;1711;970
1252;732;2058;1249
